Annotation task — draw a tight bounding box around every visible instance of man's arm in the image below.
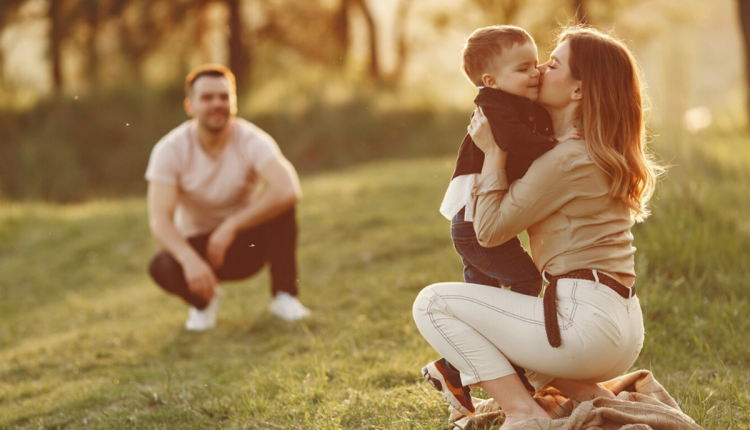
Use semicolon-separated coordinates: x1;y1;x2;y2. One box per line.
147;181;218;299
205;157;301;268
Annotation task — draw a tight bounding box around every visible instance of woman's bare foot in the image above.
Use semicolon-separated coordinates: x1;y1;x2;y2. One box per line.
501;403;551;429
550;378;615;401
478;374;551;429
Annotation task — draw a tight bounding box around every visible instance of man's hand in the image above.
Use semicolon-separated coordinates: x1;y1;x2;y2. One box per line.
183;255;218;302
207;220;237;269
556;126;581;143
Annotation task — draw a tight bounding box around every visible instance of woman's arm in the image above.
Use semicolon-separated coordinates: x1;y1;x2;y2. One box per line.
468;108;578;247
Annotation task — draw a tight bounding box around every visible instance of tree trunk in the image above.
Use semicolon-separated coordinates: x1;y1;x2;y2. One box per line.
48;0;63;93
390;0;412;82
226;0;250;93
740;0;750;126
353;0;379;81
85;0;99;89
332;0;354;69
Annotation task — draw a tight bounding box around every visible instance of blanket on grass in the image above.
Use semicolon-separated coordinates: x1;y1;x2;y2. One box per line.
448;370;702;430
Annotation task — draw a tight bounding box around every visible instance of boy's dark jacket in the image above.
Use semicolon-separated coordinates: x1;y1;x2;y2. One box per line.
452;87;556;184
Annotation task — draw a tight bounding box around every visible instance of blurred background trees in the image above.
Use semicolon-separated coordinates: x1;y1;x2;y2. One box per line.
0;0;745;201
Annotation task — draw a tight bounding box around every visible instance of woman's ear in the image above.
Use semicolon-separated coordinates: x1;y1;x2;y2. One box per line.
571;83;583;101
481;73;496;88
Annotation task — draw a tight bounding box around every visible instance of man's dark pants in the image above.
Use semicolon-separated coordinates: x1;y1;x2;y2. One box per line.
148;208;298;310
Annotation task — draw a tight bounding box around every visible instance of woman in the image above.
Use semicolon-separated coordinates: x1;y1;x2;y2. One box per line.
413;26;663;428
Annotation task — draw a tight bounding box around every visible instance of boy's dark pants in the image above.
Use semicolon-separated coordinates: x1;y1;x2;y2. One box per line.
148;208;298;310
451;209;543;296
451;208;542;391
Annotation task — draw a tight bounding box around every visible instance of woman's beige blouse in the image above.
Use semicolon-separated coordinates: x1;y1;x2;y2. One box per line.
472;140;637;278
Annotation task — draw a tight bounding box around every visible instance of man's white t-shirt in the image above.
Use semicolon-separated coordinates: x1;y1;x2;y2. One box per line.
145;118;284;237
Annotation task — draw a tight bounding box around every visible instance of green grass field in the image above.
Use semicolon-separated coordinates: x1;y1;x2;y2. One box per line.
1;131;750;429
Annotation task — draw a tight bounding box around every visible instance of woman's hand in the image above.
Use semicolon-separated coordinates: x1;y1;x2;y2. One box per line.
469;107;507;170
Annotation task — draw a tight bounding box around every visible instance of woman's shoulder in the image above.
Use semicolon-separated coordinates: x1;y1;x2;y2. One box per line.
536;139;592;172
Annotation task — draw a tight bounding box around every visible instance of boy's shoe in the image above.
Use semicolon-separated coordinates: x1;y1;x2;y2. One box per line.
185;288;224;331
269;292;311;321
422;358;475;415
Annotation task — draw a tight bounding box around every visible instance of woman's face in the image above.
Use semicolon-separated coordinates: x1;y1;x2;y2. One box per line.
537;40;581;110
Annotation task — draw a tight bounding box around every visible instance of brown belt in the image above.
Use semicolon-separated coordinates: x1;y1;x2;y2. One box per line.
543;269;635;348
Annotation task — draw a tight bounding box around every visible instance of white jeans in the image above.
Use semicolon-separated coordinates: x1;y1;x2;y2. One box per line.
412;278;644;391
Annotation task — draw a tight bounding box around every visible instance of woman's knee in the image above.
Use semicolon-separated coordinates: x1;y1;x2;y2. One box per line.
412;284;444;324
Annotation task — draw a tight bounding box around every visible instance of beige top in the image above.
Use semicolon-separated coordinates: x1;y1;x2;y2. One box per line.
472;139;636;277
145;118;283;237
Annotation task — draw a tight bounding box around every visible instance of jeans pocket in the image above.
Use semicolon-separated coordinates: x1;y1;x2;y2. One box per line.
452;236;492;270
592;311;622;346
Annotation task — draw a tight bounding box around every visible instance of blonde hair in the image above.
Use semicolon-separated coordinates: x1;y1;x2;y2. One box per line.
462;25;535;86
559;26;664;222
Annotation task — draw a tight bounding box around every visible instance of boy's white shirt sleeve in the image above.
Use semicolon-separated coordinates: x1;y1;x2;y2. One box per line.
439;173;481;221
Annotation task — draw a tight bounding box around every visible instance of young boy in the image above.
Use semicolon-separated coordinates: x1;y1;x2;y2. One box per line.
423;25;578;415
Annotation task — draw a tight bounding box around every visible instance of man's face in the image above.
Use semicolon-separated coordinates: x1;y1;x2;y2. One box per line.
484;42;541;101
186;76;236;133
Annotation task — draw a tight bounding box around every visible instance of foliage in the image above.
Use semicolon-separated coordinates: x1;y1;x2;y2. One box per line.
0;87;467;202
1;130;749;428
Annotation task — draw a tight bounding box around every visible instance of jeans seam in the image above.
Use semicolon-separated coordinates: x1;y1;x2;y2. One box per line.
441;282;579;331
441;295;544;326
559;281;579;331
426;291;481;383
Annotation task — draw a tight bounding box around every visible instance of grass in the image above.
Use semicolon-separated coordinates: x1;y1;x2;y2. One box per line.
1;130;750;429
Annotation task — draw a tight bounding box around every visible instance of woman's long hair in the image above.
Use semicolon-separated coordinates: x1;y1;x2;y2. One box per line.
559;26;664;221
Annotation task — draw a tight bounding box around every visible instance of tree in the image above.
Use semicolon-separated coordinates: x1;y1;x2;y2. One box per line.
48;0;67;92
739;0;750;126
226;0;250;92
389;0;413;83
352;0;379;81
0;0;26;85
471;0;521;24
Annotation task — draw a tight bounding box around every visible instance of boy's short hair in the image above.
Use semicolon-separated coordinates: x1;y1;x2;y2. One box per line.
462;25;535;86
185;64;237;97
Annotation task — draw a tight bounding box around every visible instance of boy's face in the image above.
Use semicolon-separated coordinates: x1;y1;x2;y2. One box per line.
482;42;541;100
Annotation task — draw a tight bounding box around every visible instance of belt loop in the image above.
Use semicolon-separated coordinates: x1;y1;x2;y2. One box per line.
627;283;633;314
592;269;599;287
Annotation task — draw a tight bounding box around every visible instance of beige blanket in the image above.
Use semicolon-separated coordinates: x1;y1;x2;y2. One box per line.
449;370;703;430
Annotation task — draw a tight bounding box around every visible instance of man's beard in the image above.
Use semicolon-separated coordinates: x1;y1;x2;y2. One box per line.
200;110;230;133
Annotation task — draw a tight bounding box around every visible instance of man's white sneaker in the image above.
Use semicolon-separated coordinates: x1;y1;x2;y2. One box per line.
269;292;311;321
185;288;224;331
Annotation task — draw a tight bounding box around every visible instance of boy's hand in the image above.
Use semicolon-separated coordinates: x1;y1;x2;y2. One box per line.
556;127;580;143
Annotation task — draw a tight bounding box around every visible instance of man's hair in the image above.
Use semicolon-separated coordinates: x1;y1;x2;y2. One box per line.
184;64;237;97
461;25;535;86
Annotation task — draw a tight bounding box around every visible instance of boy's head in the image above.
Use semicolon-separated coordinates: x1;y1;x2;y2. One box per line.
462;25;541;100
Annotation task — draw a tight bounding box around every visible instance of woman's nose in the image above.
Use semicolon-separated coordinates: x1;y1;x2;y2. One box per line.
538;63;548;74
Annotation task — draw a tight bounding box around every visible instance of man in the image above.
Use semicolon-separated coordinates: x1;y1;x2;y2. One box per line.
146;64;310;331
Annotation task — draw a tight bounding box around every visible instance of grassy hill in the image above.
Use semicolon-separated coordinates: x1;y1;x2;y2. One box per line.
1;135;750;429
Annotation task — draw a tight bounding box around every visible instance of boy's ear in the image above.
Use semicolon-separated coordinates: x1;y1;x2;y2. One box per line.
481;73;496;88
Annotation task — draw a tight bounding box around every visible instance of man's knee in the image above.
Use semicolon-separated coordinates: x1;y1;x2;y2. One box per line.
148;251;181;286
